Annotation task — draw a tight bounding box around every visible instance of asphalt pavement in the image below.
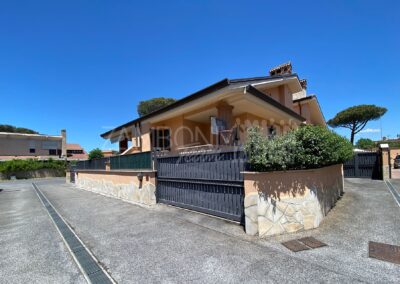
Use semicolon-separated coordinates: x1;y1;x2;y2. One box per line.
1;177;400;283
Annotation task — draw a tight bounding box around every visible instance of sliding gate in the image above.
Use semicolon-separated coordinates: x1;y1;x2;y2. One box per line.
156;150;245;222
344;151;382;180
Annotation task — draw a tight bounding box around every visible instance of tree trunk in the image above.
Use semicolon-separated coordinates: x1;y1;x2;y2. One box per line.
350;126;355;145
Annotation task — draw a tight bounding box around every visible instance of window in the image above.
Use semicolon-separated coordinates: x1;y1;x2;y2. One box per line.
151;128;170;151
29;148;35;153
268;126;277;139
49;149;57;156
67;150;83;154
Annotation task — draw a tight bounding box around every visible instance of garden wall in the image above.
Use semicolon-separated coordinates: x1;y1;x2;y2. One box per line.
244;164;344;237
75;170;156;206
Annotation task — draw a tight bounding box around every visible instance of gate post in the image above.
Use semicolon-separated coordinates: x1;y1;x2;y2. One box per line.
380;144;391;180
354;154;360;177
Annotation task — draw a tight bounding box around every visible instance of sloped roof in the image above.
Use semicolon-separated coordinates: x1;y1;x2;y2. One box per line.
66;143;85;150
101;73;301;138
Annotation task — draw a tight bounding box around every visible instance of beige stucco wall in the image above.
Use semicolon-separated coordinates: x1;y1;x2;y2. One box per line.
293;103;312;123
244;164;344;237
76;170;157;206
257;85;293;111
0;135;62;157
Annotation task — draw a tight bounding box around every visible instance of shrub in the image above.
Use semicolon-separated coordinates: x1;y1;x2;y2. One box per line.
245;125;353;171
355;138;376;150
88;148;104;160
0;159;67;174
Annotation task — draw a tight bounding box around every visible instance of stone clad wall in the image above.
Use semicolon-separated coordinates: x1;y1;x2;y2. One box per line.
76;171;156;206
244;164;344;237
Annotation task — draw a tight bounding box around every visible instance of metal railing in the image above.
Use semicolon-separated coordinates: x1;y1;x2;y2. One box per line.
110;151;152;170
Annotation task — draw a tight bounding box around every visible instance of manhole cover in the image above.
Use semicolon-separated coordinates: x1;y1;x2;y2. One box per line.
369;241;400;265
298;237;327;249
282;240;310;252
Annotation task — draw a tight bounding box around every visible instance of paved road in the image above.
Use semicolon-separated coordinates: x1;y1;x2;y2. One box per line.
391;168;400;179
1;178;400;283
0;179;85;284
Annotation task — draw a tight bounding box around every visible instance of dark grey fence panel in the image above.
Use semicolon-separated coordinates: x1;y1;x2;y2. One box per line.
75;158;109;170
110;151;152;170
156;150;245;222
344;152;382;180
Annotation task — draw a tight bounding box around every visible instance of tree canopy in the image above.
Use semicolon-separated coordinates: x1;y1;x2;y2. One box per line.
327;105;387;144
0;124;38;134
355;138;376;150
88;148;104;160
137;97;177;117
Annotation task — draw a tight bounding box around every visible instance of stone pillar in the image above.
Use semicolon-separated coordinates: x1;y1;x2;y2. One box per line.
380;144;391;180
105;160;111;171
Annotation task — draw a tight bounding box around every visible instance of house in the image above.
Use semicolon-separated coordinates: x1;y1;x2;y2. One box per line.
101;150;119;157
66;143;88;160
0;130;67;161
76;63;342;237
100;62;325;153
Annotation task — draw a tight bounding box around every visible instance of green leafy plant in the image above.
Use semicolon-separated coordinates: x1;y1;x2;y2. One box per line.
0;159;66;174
245;125;354;172
137;97;177;117
88;148;104;160
327;105;387;144
355;138;376;150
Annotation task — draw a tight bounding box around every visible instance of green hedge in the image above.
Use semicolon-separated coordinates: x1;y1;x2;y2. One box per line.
0;159;67;174
244;125;354;172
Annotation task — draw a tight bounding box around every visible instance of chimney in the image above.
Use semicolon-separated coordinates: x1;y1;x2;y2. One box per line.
269;62;292;76
61;129;67;157
299;79;307;90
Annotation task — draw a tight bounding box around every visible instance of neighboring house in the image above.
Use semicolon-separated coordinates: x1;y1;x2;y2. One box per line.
375;138;400;163
66;143;88;160
101;63;325;153
101;150;118;157
0;130;67;161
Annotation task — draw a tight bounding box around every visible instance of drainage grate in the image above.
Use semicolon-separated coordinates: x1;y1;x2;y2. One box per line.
32;183;114;284
298;237;327;249
369;241;400;265
282;237;328;252
282;240;310;252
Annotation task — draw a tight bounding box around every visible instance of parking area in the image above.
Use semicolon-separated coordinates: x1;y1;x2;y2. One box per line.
391;168;400;179
1;178;400;283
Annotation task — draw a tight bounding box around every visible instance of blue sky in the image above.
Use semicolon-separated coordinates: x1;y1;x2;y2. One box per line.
1;1;399;151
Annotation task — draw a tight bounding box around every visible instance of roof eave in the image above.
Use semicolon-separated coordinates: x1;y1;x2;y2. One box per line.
100;78;230;139
245;85;306;122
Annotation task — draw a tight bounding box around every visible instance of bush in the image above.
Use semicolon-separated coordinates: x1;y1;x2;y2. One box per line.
245;125;354;171
88;148;104;160
355;138;376;150
0;159;67;174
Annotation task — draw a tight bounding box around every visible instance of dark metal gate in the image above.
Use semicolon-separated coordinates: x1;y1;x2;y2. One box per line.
156;150;245;222
344;151;382;180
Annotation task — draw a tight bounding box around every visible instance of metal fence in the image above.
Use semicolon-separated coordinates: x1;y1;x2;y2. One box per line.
344;151;382;180
110;151;153;170
75;157;109;170
156;150;246;222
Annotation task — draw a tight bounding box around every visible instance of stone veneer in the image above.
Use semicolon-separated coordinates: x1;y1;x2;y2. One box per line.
244;164;344;237
76;171;156;206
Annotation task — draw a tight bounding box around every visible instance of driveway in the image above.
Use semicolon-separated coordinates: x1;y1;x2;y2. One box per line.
0;179;84;284
391;168;400;179
1;178;400;283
